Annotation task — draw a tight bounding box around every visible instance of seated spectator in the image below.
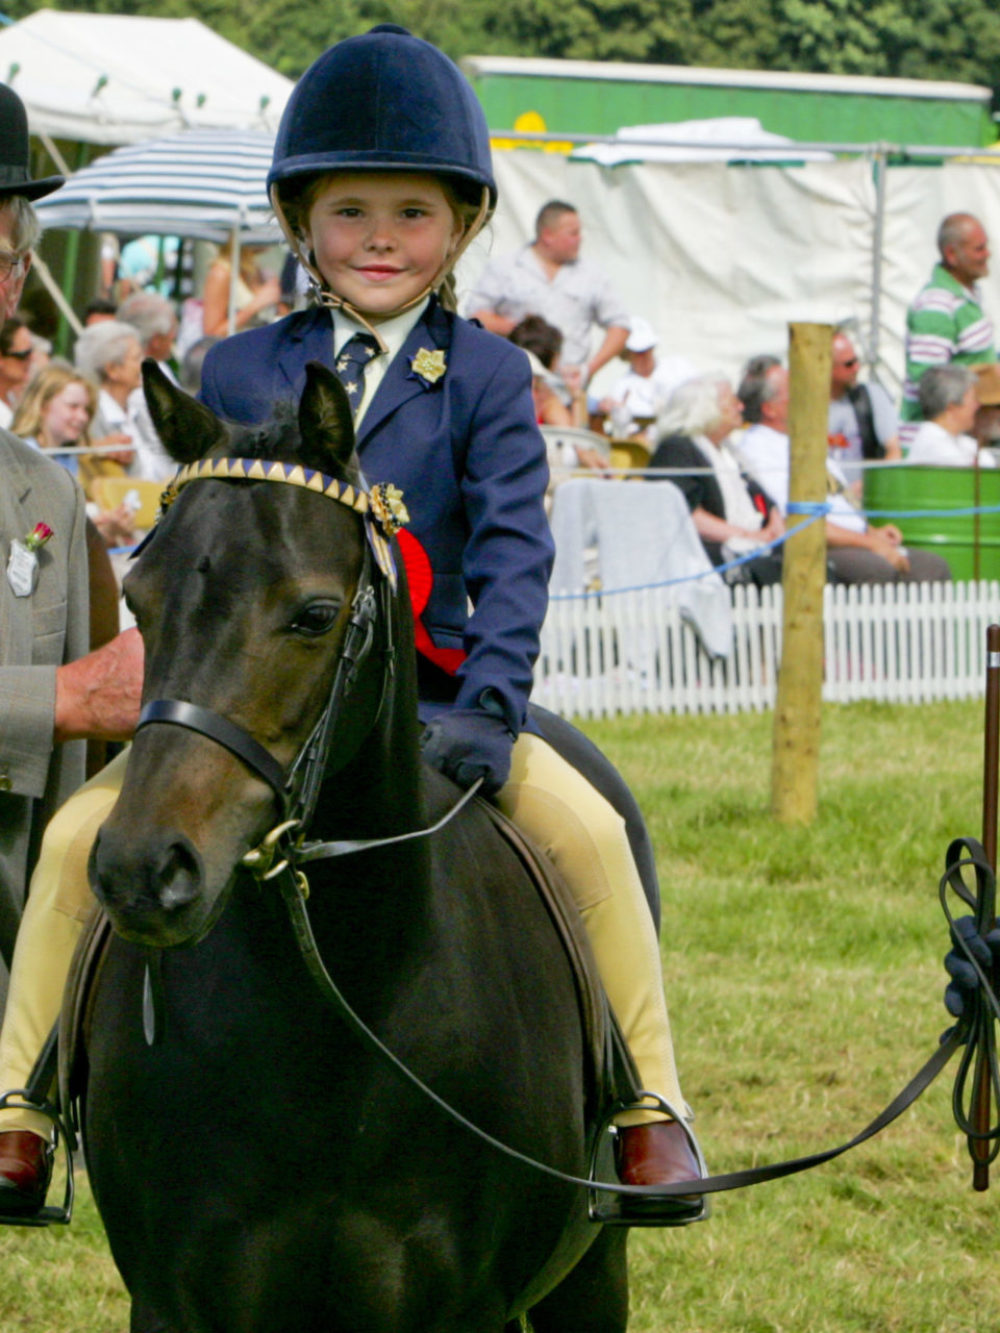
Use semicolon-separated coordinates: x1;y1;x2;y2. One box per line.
73;319;143;474
508;314;577;427
11;363;135;547
27;332;51;380
973;363;1000;452
201;237;281;338
650;375;784;586
907;364;996;468
0;316;33;426
464;198;629;390
117;290;182;480
597;317;697;441
736;355;951;586
827;329;901;488
117;290;178;380
508;315;606;474
82;297;118;327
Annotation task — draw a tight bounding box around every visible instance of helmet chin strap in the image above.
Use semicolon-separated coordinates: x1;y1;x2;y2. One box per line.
270;183;492;350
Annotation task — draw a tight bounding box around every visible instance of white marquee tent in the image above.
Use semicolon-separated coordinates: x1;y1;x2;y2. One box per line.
0;9;292;145
455;149;1000;401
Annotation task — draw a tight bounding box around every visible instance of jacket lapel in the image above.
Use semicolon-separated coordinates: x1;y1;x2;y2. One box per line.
357;301;450;446
276;308;336;395
0;445;38;666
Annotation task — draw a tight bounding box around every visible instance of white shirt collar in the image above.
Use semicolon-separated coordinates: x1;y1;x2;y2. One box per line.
332;298;429;360
331;299;430;426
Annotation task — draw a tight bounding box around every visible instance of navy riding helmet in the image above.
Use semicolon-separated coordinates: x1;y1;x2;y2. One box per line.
267;24;497;209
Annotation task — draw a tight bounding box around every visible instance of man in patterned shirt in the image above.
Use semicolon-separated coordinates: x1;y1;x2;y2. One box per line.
465;199;629;391
900;213;995;445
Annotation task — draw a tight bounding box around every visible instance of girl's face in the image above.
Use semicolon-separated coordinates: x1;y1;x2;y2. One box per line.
305;173;462;321
43;381;92;448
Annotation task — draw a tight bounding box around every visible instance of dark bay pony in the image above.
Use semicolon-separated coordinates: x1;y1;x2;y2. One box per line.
82;364;633;1333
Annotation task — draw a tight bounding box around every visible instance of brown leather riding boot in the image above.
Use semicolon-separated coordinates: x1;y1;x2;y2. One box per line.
616;1119;701;1191
0;1130;53;1216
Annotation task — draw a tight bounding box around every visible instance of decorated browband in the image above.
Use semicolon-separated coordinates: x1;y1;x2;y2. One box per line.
162;457;409;588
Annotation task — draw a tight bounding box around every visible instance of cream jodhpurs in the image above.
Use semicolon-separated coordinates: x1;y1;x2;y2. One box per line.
0;736;684;1137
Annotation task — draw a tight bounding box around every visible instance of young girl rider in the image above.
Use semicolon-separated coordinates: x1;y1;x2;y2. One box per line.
0;25;702;1218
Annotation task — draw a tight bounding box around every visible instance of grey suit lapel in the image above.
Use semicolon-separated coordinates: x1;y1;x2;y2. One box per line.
0;443;38;666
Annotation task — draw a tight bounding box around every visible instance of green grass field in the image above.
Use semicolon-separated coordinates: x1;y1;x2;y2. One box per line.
3;699;997;1331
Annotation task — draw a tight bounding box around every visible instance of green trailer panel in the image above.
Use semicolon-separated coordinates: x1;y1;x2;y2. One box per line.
462;59;995;148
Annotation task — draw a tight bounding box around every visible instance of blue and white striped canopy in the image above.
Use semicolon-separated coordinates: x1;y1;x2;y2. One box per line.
34;129;281;243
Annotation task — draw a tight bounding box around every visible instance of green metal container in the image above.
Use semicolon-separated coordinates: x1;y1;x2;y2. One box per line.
863;465;1000;580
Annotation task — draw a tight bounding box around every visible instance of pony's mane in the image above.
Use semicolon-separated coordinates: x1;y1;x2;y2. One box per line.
214;401;363;487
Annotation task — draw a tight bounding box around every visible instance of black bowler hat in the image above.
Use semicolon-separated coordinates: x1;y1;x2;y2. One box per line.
0;84;63;201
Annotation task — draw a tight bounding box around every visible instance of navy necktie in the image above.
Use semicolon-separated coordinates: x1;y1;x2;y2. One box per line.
334;333;380;412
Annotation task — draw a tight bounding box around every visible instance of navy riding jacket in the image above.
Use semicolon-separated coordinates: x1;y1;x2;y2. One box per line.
198;299;554;736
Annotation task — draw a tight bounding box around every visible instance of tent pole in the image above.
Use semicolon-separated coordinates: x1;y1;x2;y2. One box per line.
228;226;240;336
36;131;71;178
868;143;888;375
55;140;91;357
30;251;82;336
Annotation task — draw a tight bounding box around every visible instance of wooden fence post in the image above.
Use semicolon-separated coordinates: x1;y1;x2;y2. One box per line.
772;323;833;824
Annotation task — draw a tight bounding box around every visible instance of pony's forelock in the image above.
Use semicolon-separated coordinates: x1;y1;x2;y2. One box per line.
223;403;363;487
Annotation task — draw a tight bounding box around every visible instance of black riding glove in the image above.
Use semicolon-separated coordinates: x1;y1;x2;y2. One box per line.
944;914;1000;1020
420;706;515;797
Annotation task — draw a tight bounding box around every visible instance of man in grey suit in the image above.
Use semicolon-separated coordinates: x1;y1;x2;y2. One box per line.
0;84;143;1211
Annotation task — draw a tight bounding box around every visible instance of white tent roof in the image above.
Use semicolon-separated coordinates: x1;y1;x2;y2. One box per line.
0;10;292;145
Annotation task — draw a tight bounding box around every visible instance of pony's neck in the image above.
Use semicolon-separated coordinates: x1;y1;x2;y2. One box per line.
312;585;427;845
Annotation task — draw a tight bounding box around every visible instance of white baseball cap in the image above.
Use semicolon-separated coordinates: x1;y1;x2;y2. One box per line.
625;317;657;353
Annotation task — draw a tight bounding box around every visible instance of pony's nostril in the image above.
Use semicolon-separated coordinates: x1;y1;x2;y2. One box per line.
157;840;202;910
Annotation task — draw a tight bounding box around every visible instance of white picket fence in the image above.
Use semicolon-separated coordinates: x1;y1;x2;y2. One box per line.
535;579;1000;718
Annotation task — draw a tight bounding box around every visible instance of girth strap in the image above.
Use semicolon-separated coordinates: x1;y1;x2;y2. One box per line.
136;700;289;809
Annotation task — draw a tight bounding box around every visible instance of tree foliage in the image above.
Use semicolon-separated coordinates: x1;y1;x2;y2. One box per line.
3;0;999;88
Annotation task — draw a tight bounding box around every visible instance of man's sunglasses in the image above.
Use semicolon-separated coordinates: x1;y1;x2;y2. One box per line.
2;347;32;360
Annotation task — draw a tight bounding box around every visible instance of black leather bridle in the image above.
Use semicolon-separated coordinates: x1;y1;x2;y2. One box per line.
133;457;475;889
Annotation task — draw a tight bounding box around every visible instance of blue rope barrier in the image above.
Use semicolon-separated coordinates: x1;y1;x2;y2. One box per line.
787;501;833;516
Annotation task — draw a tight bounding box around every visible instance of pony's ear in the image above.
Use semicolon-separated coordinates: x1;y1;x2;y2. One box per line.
298;361;358;476
142;359;228;464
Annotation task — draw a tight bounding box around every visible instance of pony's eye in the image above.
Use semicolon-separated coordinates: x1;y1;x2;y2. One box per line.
290;600;340;637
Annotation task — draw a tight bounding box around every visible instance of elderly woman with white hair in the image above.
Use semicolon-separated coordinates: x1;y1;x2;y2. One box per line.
907;363;996;468
73;316;173;484
649;374;786;586
73;317;143;468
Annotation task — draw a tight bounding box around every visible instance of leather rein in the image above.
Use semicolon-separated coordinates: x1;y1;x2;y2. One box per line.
131;458;992;1210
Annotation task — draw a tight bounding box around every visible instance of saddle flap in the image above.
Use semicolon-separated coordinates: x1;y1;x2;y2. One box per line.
58;904;113;1120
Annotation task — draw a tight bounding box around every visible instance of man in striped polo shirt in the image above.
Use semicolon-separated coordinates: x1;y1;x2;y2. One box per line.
900;213;995;446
